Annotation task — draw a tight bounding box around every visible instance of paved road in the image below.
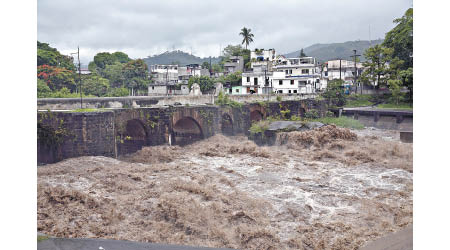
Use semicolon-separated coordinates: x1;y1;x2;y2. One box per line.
37;238;234;250
360;225;413;250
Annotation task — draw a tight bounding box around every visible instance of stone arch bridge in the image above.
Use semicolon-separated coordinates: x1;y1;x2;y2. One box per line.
37;100;322;164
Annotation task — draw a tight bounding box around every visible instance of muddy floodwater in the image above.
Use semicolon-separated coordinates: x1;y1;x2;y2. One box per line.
38;126;413;250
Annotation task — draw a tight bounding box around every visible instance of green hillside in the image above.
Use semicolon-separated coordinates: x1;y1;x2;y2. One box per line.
284;39;384;63
142;50;221;67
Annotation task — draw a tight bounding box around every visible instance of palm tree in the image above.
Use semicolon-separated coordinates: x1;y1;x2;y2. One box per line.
239;27;254;50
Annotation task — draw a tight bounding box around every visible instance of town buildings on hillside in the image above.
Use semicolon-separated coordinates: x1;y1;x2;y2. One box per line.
231;49;322;95
148;64;210;95
147;49;364;96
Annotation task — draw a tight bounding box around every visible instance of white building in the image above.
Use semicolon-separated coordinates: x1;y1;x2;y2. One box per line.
271;56;321;93
242;66;273;94
250;49;276;72
150;64;179;83
321;59;363;87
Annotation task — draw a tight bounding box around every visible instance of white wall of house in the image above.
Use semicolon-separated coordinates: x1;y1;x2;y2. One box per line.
250;49;276;61
148;85;168;95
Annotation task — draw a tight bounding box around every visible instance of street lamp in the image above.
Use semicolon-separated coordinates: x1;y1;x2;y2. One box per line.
70;46;82;109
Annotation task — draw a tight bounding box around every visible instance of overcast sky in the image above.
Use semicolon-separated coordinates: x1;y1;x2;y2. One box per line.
38;0;412;65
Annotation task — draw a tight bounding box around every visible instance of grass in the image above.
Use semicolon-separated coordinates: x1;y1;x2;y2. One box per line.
377;103;413;110
310;117;365;130
37;235;49;242
72;108;108;113
249;120;270;135
250;116;364;135
345;94;374;108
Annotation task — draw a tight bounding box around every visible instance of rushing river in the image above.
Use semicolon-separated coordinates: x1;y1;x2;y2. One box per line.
38;126;412;250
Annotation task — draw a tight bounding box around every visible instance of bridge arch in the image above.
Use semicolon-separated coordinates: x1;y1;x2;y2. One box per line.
221;113;233;135
250;110;263;122
172;116;204;146
119;119;148;154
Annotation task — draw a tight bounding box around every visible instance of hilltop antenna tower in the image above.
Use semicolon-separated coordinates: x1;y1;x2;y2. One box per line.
369;25;372;46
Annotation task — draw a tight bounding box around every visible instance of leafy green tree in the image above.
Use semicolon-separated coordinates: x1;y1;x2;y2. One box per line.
299;48;306;57
217;71;242;86
239;27;254;50
202;61;210;70
382;8;413;102
223;45;245;57
82;75;110;96
387;79;403;105
383;8;413;70
360;45;395;91
105;87;129;97
37;79;52;98
37;65;77;92
122;59;151;94
212;63;223;73
398;68;413;102
93;52;117;70
88;61;98;74
37;41;76;71
188;76;214;93
322;79;346;107
112;52;131;63
222;44;251;69
102;62;125;88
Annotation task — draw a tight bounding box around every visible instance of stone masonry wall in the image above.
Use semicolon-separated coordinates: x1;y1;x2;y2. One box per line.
37;99;326;164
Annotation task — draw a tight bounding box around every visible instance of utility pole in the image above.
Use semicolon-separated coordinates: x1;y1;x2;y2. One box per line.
70;46;82;109
339;59;342;80
264;67;268;101
350;50;361;94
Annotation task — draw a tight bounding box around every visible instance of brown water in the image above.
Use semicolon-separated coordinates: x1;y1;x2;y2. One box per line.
37;126;413;250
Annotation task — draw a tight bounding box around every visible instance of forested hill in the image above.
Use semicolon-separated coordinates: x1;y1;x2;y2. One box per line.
142;50;221;66
284;39;384;62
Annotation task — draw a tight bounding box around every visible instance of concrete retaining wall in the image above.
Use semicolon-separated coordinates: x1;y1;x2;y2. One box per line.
341;109;413;131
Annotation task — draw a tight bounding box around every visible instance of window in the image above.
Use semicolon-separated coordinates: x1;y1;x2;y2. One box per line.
247;77;250;82
289;69;292;74
299;81;307;86
302;69;309;74
254;78;258;85
235;88;239;93
152;86;154;90
293;90;297;93
279;80;283;85
324;71;328;76
278;90;283;94
288;90;291;93
290;80;294;85
285;70;289;74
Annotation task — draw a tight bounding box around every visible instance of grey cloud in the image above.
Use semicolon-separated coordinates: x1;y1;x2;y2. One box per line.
38;0;412;64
